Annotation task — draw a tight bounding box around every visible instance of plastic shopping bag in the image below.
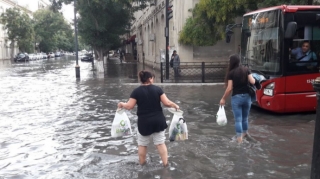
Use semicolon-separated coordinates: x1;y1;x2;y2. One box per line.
216;106;227;126
168;109;188;142
111;109;132;137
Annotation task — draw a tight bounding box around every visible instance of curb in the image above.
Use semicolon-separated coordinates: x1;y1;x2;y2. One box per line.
123;83;224;86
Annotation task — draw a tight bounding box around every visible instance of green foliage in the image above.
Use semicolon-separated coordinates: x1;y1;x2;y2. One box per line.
33;9;73;52
179;13;219;46
76;0;131;51
52;0;152;58
179;0;316;46
54;29;74;52
48;0;63;13
0;8;34;53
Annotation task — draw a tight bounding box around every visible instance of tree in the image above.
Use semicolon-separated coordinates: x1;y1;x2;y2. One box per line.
48;0;63;13
53;0;151;61
75;0;132;60
179;0;318;46
33;9;72;52
54;29;74;52
0;8;34;58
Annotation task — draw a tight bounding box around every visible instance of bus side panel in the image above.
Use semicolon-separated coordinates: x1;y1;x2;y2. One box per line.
259;94;286;113
285;74;318;93
284;75;318;112
284;92;317;112
256;78;287;113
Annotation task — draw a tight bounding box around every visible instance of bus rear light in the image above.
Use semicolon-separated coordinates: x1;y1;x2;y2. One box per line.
263;82;275;96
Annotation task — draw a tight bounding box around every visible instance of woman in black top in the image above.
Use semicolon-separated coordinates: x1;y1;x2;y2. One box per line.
118;70;179;166
220;55;255;144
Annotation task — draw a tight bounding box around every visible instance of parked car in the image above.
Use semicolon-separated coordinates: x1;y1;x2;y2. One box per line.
48;52;54;58
40;53;47;59
109;50;115;57
55;52;61;57
35;53;42;60
81;54;94;62
14;53;29;62
28;54;36;60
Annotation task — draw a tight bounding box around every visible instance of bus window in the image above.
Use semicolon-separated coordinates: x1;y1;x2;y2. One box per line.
288;26;320;73
241;10;280;75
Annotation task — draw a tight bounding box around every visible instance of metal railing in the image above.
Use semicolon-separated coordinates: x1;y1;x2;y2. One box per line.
160;61;228;83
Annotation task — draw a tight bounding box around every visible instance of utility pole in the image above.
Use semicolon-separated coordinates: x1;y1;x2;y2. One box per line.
165;0;173;80
311;77;320;179
74;0;80;78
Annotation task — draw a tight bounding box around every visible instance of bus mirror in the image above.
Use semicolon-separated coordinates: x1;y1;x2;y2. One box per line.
285;22;297;39
225;29;233;43
246;32;251;37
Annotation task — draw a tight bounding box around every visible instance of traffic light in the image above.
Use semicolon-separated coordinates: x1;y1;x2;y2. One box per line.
167;5;173;20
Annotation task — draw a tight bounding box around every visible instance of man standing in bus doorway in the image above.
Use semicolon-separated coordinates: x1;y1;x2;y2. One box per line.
172;50;180;78
291;41;317;66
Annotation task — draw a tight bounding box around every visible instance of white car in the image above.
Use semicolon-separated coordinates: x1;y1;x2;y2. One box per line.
28;54;36;60
36;53;42;60
41;53;47;59
48;52;54;58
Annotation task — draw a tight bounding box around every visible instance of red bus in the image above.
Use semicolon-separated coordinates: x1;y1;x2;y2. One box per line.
228;5;320;113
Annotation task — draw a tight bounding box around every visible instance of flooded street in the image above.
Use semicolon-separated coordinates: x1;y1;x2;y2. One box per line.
0;56;316;179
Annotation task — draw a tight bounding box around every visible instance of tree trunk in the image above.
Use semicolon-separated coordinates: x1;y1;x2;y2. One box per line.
94;49;98;60
95;48;105;73
307;0;313;5
10;41;15;60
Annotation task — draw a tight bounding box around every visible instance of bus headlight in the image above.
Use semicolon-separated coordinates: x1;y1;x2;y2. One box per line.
263;82;275;96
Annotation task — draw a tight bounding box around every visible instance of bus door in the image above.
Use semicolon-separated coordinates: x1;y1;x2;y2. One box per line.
284;24;320;112
284;74;318;112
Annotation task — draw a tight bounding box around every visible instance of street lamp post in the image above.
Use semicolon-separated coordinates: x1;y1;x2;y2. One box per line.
74;0;80;78
165;0;169;80
311;77;320;179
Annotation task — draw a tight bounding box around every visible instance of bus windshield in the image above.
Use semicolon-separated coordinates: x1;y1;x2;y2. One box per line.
241;10;280;75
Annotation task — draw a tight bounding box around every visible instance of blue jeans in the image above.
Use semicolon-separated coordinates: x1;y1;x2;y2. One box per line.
231;93;252;137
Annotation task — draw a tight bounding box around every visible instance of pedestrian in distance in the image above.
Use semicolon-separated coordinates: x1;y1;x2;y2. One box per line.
119;49;125;63
117;70;180;167
119;51;123;63
172;50;180;78
219;54;255;144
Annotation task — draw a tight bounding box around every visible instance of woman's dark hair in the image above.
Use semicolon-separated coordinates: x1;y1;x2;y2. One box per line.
224;54;247;86
139;70;155;84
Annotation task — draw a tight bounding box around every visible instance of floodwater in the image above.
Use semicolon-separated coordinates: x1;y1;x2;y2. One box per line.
0;56;316;179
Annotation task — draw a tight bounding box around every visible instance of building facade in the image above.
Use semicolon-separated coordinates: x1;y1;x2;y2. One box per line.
127;0;241;68
0;0;34;60
0;0;49;60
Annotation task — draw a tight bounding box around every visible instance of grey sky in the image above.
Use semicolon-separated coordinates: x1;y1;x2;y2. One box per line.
16;0;74;22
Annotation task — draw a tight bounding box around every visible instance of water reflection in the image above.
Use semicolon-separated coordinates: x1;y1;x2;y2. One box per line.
0;57;315;178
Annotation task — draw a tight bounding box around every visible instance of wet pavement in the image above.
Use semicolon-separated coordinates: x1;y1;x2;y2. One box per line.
0;56;316;178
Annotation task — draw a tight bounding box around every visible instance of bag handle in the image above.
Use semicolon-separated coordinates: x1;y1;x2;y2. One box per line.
179;118;185;123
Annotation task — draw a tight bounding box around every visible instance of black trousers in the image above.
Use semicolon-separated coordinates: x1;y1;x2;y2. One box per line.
174;67;180;77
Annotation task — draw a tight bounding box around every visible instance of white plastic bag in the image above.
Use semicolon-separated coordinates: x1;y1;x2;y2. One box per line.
168;109;188;141
111;109;132;137
216;106;227;126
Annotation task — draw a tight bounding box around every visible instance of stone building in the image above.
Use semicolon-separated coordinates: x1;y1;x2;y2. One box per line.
125;0;241;68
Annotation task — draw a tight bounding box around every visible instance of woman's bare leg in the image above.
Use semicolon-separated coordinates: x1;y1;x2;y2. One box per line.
156;143;168;166
138;146;147;165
